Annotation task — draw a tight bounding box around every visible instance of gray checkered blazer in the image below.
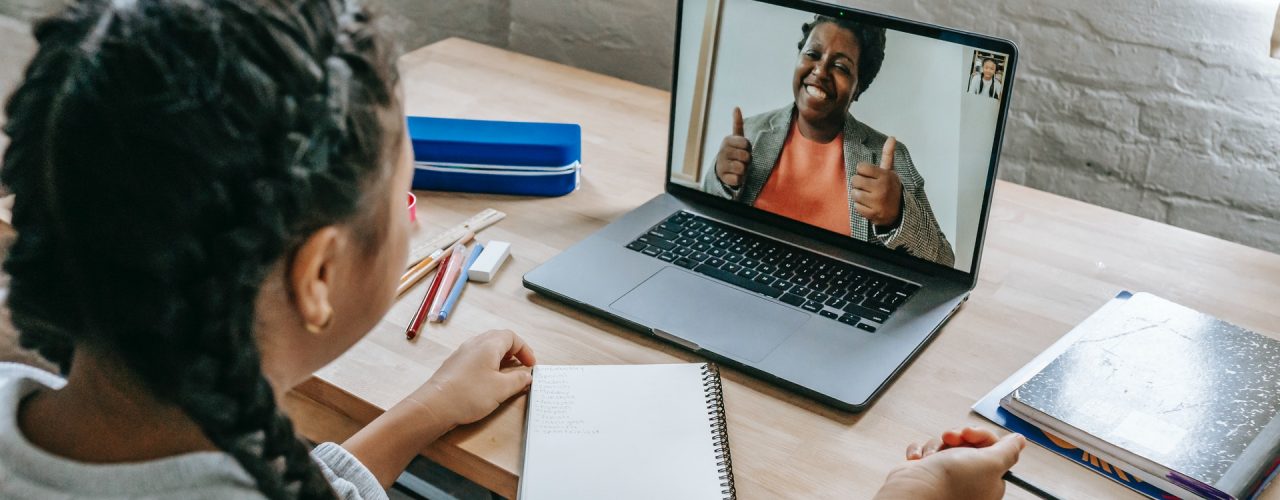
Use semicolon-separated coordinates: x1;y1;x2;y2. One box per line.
702;105;955;267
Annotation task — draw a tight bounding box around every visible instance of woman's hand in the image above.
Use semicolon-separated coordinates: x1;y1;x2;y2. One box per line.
405;329;536;428
715;107;752;189
853;137;904;228
873;427;1025;500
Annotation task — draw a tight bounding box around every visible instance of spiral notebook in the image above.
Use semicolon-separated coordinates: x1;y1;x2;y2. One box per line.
519;363;736;500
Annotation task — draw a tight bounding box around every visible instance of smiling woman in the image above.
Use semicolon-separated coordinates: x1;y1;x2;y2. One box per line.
701;15;955;267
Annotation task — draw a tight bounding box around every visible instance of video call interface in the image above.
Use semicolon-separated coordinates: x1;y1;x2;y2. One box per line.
670;0;1009;273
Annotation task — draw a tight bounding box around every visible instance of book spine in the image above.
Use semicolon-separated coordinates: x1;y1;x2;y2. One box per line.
702;363;737;500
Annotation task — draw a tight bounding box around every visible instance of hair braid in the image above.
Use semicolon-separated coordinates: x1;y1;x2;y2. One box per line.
1;0;399;498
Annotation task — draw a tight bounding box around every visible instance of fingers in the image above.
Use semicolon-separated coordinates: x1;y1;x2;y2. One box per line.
732;106;744;137
982;433;1026;470
855;162;881;180
961;427;1000;448
478;329;536;367
905;441;923;460
941;428;965;448
723;136;751;150
880;136;897;171
920;437;944;457
499;367;534;395
723;148;750;163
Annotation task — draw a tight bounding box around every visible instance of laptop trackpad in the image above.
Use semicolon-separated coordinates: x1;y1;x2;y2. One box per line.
610;267;807;362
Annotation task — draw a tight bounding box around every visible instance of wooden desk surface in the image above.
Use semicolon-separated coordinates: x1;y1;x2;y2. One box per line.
284;38;1280;499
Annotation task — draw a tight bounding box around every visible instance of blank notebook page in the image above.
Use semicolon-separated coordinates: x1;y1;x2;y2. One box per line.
518;363;730;500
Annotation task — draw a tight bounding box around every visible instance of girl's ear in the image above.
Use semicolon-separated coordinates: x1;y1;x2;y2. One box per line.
289;226;345;335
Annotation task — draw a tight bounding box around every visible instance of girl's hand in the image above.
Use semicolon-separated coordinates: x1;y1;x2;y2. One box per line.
406;329;536;428
873;427;1025;500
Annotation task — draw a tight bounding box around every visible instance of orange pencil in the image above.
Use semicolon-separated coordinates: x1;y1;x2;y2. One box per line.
397;232;473;296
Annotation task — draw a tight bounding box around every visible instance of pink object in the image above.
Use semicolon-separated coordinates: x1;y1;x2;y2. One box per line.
407;192;417;223
428;243;466;321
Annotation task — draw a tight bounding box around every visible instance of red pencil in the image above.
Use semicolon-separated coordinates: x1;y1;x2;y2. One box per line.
407;252;453;339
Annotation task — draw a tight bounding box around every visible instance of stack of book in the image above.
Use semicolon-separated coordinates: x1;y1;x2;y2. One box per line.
407;116;582;197
976;292;1280;500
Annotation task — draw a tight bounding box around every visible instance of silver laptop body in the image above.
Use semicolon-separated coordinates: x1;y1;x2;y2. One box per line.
525;0;1018;411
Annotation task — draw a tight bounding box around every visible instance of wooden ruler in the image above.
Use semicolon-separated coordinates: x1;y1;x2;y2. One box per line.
406;208;506;269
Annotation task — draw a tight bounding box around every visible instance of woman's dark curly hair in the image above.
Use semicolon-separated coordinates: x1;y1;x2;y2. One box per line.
1;0;399;497
798;15;887;100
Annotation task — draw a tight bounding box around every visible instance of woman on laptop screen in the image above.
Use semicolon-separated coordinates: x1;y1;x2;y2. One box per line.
703;15;955;267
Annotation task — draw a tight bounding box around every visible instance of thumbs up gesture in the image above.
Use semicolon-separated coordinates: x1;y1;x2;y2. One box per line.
853;137;905;228
715;107;752;189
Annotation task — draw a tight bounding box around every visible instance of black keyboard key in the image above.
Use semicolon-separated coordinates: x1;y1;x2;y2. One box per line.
838;313;861;326
661;221;684;233
693;242;711;252
758;264;778;274
694;264;783;298
708;247;727;257
739;268;758;279
713;240;732;249
674;257;696;269
723;262;742;273
707;257;725;267
724;253;744;263
642;247;662;257
689;220;705;229
826;297;848;309
647;238;676;251
810;291;829;303
857;323;877;333
740;258;760;269
844;303;888;323
690;252;709;262
626;241;646;251
674;247;692;256
676;237;696;247
746;249;765;259
801;301;823;312
779;293;805;307
793;286;814;298
819;309;839;320
657;252;676;262
753;274;777;286
649;229;677;241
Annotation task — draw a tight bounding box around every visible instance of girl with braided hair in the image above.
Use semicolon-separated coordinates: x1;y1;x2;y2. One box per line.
0;0;1029;498
0;0;535;498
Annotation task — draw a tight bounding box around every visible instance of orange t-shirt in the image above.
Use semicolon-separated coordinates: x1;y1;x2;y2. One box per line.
754;122;851;235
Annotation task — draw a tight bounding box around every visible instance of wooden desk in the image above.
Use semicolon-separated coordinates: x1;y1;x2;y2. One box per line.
285;38;1280;499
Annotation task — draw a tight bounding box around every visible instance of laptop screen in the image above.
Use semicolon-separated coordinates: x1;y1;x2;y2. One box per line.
668;0;1013;274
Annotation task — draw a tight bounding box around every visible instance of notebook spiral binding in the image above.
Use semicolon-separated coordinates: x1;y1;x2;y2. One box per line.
702;363;737;500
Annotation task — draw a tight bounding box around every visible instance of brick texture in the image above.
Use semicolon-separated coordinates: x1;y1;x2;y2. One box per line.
1;0;1278;255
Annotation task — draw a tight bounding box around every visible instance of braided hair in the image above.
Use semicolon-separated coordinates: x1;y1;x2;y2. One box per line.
1;0;398;498
798;15;886;100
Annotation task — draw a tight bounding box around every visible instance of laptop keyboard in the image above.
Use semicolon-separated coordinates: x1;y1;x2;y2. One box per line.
625;211;919;332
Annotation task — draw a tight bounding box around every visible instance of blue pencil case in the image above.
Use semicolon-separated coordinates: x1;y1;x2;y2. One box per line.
407;116;582;197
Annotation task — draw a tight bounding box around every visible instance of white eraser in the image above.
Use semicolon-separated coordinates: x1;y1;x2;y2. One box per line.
467;240;511;283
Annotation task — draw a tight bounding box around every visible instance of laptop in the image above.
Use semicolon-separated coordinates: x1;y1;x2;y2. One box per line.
524;0;1017;411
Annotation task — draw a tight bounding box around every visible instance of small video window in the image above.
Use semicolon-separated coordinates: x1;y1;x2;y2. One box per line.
966;50;1007;101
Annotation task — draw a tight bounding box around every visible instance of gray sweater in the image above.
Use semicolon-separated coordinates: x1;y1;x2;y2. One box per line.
0;362;387;499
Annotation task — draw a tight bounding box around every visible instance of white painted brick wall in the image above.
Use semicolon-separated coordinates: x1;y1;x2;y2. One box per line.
3;0;1279;254
843;0;1280;253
